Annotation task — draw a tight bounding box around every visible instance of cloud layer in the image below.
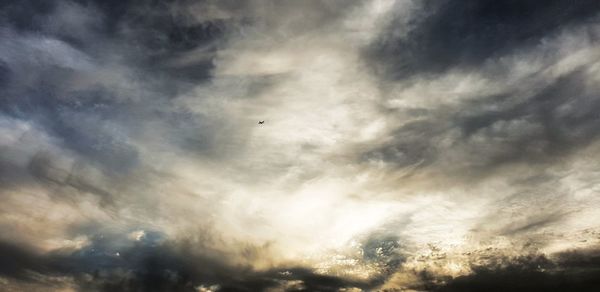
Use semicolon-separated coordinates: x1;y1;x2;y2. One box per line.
1;0;600;291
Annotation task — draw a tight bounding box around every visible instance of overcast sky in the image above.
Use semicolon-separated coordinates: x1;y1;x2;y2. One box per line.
2;1;600;291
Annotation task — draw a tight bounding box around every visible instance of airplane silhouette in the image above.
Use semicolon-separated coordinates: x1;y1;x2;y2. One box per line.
258;121;265;124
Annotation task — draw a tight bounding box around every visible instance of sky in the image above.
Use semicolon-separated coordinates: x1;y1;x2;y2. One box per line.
1;0;600;291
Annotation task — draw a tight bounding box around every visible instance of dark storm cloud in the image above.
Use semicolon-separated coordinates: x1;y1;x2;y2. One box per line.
0;232;371;292
368;0;600;79
416;249;600;292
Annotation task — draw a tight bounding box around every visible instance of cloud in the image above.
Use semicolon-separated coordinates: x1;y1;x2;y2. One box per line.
367;0;600;79
0;233;374;292
2;0;600;291
421;249;600;292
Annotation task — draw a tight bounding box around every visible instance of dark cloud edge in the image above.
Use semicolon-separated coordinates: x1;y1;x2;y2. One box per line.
2;233;600;291
0;236;378;292
366;0;600;80
399;248;600;292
